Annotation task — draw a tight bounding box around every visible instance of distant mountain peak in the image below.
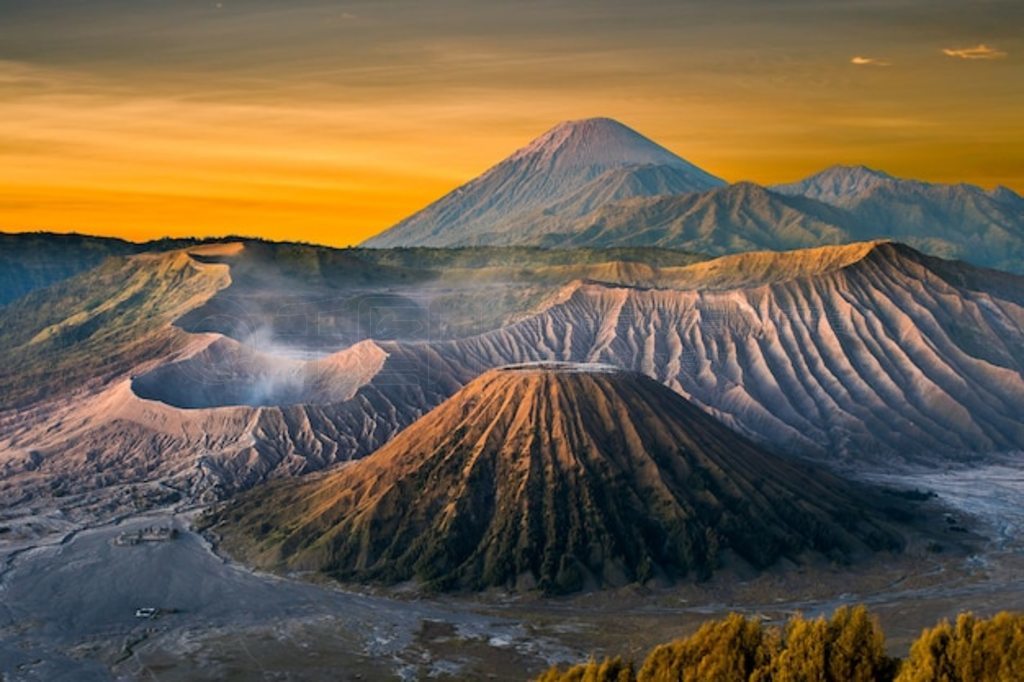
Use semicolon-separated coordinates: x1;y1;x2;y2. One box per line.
773;164;898;204
989;184;1024;207
785;163;894;186
819;164;894;179
362;117;724;248
507;117;690;169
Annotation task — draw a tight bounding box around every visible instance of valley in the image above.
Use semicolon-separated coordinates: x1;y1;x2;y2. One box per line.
2;117;1023;681
2;463;1023;680
2;238;1023;679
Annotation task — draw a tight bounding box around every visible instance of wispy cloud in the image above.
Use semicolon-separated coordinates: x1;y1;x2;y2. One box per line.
830;115;933;129
942;44;1007;60
850;56;891;66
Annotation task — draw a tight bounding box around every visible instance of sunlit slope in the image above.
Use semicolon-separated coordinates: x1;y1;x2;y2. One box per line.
0;249;231;409
3;241;1022;509
363;118;724;248
2;242;703;503
211;365;904;593
430;242;1024;461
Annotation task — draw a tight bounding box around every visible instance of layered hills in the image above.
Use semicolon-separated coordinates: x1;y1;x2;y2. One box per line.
364;119;1024;273
0;242;701;504
210;365;904;593
2;240;1022;510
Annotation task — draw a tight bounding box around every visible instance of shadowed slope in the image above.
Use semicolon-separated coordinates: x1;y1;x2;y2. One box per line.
499;182;862;251
212;365;903;593
0;232;139;306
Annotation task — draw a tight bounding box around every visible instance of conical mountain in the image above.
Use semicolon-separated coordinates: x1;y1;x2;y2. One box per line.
361;118;724;248
212;364;904;593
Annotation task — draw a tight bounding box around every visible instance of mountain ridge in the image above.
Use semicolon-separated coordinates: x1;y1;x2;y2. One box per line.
209;364;906;593
773;164;1024;208
362;120;1024;272
4;240;1023;511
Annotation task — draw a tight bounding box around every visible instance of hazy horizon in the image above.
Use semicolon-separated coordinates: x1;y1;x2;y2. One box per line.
1;0;1021;246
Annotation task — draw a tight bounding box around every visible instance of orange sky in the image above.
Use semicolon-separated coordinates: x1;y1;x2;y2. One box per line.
1;1;1021;247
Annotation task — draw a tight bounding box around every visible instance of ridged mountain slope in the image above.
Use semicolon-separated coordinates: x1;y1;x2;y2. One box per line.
211;365;903;593
426;242;1024;461
5;242;1022;508
362;118;724;248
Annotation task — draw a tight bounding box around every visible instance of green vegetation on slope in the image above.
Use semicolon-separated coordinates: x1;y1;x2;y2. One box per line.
354;245;705;270
0;232;220;306
0;251;229;409
0;232;139;306
538;607;1024;682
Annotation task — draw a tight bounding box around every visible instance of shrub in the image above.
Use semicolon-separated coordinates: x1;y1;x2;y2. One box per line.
537;657;635;682
897;611;1024;682
535;608;1023;682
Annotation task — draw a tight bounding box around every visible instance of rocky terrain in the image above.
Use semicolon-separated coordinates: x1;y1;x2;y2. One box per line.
2;240;1023;519
0;242;705;508
143;241;1024;464
0;233;1021;681
208;364;908;593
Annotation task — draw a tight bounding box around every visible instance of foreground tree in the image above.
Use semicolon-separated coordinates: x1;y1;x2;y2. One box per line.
636;613;777;682
537;657;635;682
897;611;1024;682
534;608;1022;682
773;605;896;682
